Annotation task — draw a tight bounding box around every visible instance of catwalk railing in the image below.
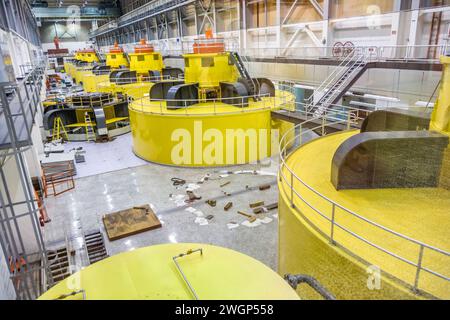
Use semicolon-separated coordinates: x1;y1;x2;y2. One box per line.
0;62;52;300
157;41;446;62
128;83;295;116
278;115;450;298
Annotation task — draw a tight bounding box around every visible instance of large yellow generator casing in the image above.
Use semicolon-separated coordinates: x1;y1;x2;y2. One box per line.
430;56;450;136
183;52;239;88
38;243;299;300
128;52;164;75
106;52;129;69
82;52;99;63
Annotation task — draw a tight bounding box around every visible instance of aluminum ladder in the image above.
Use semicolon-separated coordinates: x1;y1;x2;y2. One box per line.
84;112;96;142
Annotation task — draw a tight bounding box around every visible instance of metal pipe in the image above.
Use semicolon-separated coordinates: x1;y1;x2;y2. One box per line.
284;274;336;300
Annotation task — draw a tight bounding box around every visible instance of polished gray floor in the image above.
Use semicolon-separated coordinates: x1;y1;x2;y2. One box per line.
43;156;281;272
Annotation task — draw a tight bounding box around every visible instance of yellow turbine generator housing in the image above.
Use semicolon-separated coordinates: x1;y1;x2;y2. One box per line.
95;40;180;100
128;39;164;77
38;244;299;300
66;49;101;85
42;92;130;142
278;56;450;300
83;43;130;93
129;31;295;167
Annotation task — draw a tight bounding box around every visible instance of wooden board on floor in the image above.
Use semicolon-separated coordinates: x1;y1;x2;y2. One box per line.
102;204;162;241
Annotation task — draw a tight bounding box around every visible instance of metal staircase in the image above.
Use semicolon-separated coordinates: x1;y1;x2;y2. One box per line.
306;49;367;117
230;52;260;101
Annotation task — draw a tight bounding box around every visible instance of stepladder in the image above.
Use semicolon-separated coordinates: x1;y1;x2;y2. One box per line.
84;112;96;142
52;117;68;142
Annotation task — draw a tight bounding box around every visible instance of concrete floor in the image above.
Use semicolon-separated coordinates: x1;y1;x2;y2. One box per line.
43;136;281;273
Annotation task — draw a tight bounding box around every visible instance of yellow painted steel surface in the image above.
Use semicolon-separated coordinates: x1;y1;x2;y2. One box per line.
183;52;239;88
39;244;299;300
105;52;129;69
129;91;294;166
79;52;99;63
278;131;450;299
64;62;76;78
97;81;154;100
128;52;164;74
430;56;450;136
74;69;94;85
74;52;83;61
83;74;109;92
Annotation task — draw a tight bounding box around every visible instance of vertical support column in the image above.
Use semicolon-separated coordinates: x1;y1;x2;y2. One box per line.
276;0;281;50
322;0;332;56
391;0;403;58
408;0;421;59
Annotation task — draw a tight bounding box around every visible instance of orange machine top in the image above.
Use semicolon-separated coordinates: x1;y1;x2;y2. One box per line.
81;48;97;54
135;39;155;54
193;28;225;54
109;42;124;54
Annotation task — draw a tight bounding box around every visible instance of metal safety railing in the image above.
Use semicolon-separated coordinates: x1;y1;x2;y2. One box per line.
240;44;448;62
129;82;296;116
278;118;450;297
304;47;365;109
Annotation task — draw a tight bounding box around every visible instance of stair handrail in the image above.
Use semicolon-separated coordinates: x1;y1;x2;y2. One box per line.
233;51;260;98
305;48;366;111
314;52;366;114
304;48;359;106
240;52;261;96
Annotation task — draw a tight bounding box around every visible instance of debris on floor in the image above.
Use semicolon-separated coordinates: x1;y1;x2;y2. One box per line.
186;190;202;202
224;202;233;211
171;177;186;186
238;211;257;223
206;199;217;207
265;203;278;211
197;174;210;184
250;201;265;208
206;215;214;220
241;219;261;228
259;217;273;224
227;222;239;230
186;207;204;217
194;217;209;226
253;207;265;214
171;194;187;207
220;181;231;188
259;184;271;191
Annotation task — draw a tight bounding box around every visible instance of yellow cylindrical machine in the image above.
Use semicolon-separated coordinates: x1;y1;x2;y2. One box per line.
129;92;295;167
38;244;299;300
278;130;450;300
128;31;295;167
430;56;450;135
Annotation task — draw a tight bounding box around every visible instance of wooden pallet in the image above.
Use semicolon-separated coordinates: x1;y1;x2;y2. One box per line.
102;204;162;241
